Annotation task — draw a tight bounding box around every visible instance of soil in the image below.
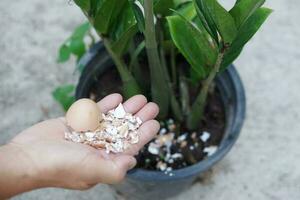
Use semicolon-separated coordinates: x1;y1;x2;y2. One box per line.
89;67;225;171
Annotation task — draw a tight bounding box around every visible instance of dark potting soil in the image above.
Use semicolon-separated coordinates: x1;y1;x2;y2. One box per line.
89;68;225;171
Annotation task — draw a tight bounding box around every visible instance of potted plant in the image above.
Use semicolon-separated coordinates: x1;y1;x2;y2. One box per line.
54;0;271;199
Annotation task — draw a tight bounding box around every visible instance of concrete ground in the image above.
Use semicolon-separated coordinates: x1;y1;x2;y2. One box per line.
0;0;299;199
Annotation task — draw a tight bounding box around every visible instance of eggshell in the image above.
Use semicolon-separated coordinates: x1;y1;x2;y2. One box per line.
66;98;102;132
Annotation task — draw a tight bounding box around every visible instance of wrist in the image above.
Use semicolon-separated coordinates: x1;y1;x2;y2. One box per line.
0;143;48;197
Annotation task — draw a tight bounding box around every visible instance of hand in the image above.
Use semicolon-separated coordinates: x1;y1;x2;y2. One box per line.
0;94;159;198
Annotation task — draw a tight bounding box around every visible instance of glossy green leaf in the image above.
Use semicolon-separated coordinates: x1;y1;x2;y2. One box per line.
69;39;85;57
57;22;90;67
176;1;197;20
94;0;127;34
174;0;192;7
130;0;145;32
111;26;137;55
57;44;71;63
89;0;101;17
73;0;90;13
221;7;272;69
71;22;90;39
194;0;218;42
235;0;242;4
154;0;175;15
189;66;202;83
194;0;237;44
193;15;218;48
110;2;138;55
52;84;75;111
167;15;217;79
230;0;265;28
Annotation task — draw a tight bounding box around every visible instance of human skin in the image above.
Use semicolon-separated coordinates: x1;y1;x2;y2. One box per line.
0;94;160;199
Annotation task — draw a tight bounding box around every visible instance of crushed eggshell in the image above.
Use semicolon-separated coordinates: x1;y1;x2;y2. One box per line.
177;133;187;142
200;131;211;142
65;103;142;153
159;128;167;135
171;153;183;159
203;146;218;156
157;161;167;171
156;133;174;146
114;103;126;118
148;142;160;155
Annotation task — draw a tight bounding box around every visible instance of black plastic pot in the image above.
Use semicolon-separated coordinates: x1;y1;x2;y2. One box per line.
76;42;246;200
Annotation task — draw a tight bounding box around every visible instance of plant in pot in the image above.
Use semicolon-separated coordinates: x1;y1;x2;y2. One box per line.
54;0;271;199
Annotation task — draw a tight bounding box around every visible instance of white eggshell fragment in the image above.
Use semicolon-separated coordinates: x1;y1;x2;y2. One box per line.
66;98;102;132
114;103;126;118
200;131;211;142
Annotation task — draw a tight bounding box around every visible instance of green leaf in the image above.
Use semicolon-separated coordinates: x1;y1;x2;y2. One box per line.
176;1;197;21
221;7;272;69
111;26;137;55
174;0;193;7
57;22;90;66
71;22;90;39
89;0;101;17
110;2;138;55
193;0;218;42
69;39;86;57
230;0;265;28
94;0;127;35
57;44;71;63
194;0;237;44
130;0;145;32
167;15;217;79
73;0;90;13
189;66;202;83
235;0;242;5
52;84;75;111
154;0;175;15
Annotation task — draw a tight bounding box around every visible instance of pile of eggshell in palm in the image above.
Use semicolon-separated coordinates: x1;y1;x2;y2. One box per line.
65;99;142;153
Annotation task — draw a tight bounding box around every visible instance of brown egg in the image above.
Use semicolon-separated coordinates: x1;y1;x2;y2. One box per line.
66;98;102;132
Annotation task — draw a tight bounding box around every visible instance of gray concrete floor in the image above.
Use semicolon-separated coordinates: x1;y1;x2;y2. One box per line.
0;0;299;199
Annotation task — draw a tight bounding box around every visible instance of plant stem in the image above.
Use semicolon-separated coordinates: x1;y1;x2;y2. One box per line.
128;40;141;76
143;0;169;118
158;16;183;121
187;50;225;130
171;46;177;86
128;40;146;91
102;37;141;99
179;74;190;117
88;30;95;47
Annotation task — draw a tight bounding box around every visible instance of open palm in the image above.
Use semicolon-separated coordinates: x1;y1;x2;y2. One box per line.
9;94;159;190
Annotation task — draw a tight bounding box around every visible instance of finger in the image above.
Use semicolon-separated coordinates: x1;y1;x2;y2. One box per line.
123;95;147;114
135;102;159;122
124;120;160;155
97;93;123;113
90;154;136;184
113;155;137;175
105;155;136;184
